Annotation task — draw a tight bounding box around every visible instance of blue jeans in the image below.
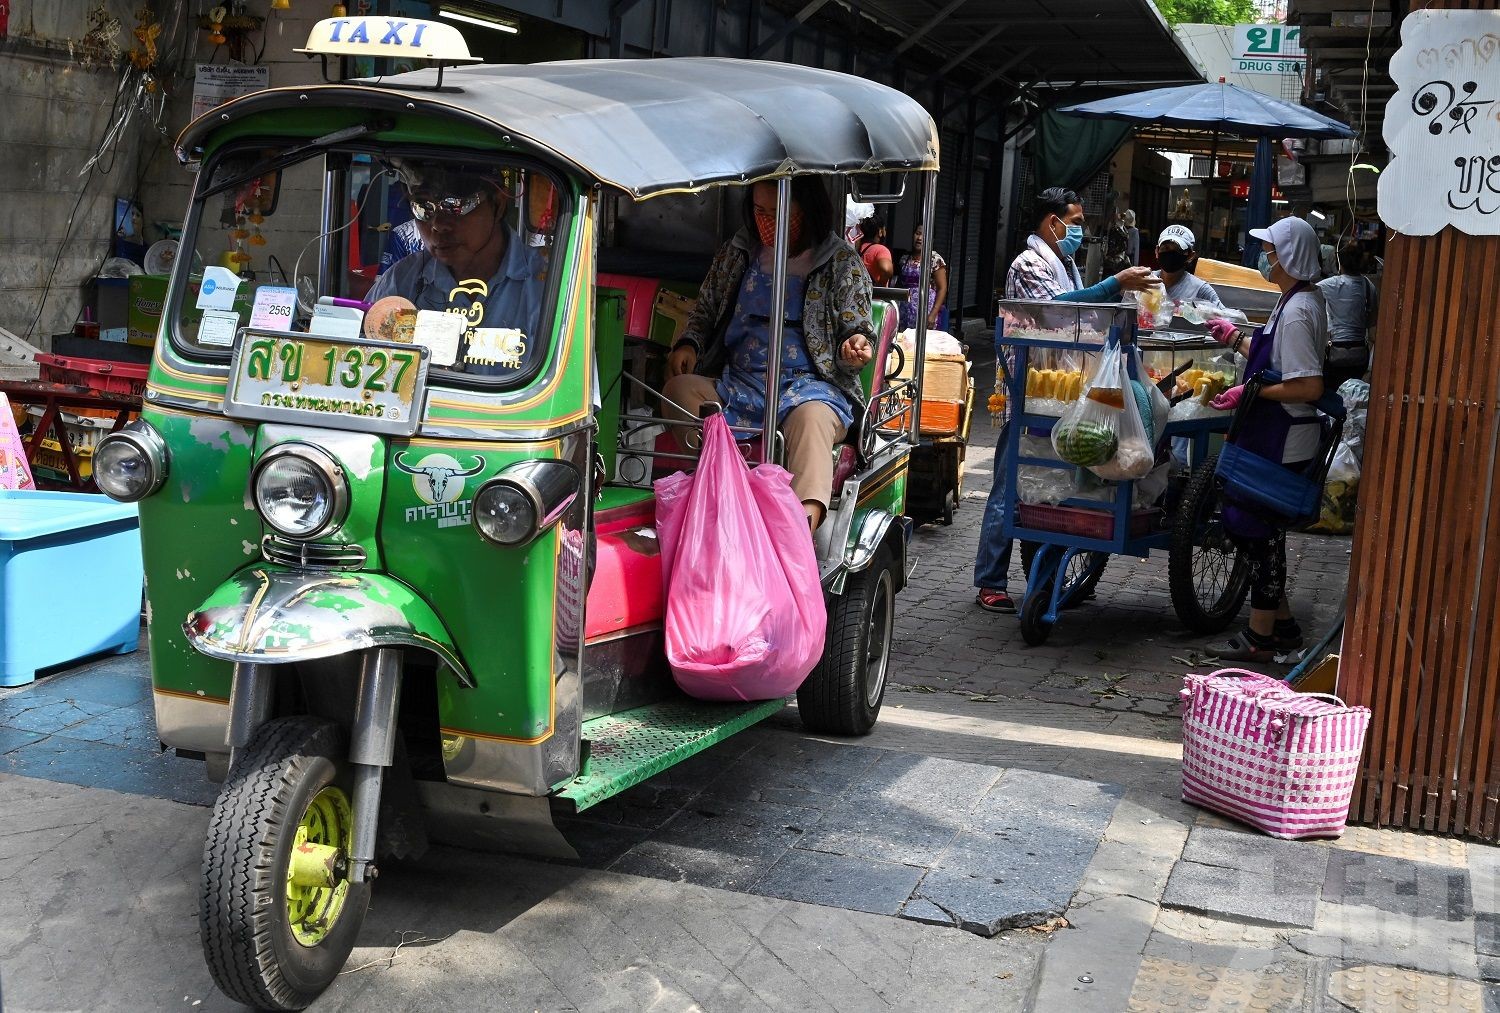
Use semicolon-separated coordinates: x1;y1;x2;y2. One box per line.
974;423;1014;591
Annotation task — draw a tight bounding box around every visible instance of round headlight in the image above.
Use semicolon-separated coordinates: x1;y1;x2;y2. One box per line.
94;424;167;502
253;445;346;539
473;483;537;546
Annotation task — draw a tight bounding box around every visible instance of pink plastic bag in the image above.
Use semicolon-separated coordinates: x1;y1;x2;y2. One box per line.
655;412;827;701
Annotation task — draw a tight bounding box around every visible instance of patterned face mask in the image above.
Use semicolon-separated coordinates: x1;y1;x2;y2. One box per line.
754;203;804;250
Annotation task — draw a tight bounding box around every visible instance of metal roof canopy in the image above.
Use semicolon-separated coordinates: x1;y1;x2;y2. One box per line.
176;58;939;199
1288;0;1400;151
771;0;1205;102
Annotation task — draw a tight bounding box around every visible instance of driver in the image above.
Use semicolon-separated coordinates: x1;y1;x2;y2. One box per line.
366;160;547;374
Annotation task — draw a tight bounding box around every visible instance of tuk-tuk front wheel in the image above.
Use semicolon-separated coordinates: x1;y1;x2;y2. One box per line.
201;716;371;1011
799;548;895;736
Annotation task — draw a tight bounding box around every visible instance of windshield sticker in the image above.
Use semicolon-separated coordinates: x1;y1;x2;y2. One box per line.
196;266;242;311
412;309;463;366
467;328;527;370
249;286;297;332
198;309;240;347
393;451;485;528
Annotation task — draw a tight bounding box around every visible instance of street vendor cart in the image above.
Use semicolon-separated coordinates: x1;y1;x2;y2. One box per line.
993;299;1247;645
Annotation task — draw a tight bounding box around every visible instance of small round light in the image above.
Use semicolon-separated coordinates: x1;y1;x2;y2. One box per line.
473;483;537;546
253;446;345;539
94;424;167;502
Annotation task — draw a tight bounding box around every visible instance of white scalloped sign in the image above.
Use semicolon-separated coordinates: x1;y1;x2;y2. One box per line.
1381;10;1500;235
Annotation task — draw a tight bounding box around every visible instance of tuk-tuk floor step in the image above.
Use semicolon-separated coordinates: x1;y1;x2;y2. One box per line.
555;696;789;812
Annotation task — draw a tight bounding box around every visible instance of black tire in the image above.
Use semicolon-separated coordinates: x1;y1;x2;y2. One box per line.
1020;542;1107;609
940;491;956;526
1169;456;1251;633
201;716;370;1011
800;548;896;735
1018;580;1054;647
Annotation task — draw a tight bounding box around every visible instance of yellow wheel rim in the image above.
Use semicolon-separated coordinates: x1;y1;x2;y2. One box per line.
285;785;353;947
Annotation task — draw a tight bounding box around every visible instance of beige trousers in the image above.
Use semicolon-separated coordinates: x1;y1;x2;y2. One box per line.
661;373;848;511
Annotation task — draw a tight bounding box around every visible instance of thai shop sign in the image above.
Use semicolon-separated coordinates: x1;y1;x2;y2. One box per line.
1381;10;1500;236
1230;24;1305;75
190;64;270;121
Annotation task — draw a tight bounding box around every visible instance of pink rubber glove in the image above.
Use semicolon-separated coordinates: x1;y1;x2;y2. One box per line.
1207;317;1241;346
1210;384;1245;411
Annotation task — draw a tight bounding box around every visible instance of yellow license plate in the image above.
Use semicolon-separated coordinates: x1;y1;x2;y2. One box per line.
226;332;430;436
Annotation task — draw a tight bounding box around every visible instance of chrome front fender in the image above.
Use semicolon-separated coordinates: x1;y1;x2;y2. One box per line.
183;566;472;686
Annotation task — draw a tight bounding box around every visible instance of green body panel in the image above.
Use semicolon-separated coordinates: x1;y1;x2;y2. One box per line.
139;408;259;701
380;441;564;743
555;697;789;812
594;290;627;479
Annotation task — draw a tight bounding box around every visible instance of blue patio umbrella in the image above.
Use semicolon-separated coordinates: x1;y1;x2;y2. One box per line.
1059;81;1354;261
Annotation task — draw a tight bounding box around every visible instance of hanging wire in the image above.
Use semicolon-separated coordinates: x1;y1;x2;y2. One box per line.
1343;0;1379;245
24;0;192;342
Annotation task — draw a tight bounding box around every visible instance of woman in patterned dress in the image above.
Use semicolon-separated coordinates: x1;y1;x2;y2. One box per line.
663;177;875;531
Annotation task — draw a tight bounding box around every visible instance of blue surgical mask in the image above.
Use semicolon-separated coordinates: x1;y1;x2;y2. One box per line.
1258;251;1276;281
1058;223;1085;258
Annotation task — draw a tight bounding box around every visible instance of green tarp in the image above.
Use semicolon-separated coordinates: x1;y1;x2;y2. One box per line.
1035;109;1132;192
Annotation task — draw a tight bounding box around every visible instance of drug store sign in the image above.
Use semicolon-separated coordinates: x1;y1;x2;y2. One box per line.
1382;10;1500;235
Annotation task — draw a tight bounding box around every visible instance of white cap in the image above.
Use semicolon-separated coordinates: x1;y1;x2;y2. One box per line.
1248;217;1322;282
1158;224;1196;250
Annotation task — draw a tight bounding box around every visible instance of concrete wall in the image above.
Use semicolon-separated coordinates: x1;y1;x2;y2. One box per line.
0;1;147;346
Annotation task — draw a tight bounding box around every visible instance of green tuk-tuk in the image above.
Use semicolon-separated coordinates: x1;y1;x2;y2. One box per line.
93;16;940;1009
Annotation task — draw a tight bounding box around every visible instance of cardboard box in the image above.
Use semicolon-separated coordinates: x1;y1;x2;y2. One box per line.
921;355;970;402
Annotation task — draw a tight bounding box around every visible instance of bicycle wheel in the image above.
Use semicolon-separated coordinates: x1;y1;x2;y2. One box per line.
1169;456;1250;633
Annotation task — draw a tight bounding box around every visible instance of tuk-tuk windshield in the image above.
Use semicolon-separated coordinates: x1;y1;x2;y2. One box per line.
173;144;565;387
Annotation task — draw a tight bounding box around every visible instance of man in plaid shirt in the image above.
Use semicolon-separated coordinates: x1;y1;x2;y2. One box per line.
975;188;1154;613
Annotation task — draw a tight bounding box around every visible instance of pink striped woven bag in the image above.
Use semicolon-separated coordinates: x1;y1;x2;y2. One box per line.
1179;668;1371;839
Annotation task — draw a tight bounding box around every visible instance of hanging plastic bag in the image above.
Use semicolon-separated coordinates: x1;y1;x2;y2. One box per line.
1052;345;1124;468
655;412;827;701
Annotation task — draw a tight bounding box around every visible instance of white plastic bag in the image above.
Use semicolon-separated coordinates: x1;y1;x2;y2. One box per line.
1052;346;1126;468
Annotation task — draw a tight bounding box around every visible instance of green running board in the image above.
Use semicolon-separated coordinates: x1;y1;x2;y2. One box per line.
553;697;789;812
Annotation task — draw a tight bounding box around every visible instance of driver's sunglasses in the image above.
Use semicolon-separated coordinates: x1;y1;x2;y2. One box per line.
409;191;486;222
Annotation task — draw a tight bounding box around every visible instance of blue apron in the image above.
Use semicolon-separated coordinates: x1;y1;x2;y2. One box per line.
1223;281;1309;540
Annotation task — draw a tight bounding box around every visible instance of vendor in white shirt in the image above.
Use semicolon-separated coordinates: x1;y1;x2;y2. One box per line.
1154;225;1223;307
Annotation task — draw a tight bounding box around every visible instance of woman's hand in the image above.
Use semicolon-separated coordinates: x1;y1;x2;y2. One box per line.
667;343;698;377
840;334;873;367
1207;317;1242;347
1210;384;1245;411
1114;266;1156;292
926;309;941;330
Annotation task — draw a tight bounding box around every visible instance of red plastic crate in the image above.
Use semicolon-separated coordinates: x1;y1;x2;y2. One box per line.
1017;502;1158;541
35;354;148;398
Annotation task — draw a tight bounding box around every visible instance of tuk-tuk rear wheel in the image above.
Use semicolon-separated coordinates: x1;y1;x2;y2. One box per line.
200;716;371;1012
798;547;895;736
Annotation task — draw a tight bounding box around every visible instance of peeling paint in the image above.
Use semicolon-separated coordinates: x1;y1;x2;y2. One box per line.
229;517;238;526
242;540;256;556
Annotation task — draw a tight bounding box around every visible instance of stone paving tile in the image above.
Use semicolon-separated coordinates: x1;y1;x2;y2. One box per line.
0;695;119;736
1162;859;1321;929
0;727;45;755
1323;849;1475;923
1290;901;1480;980
52;702;160;751
795;796;962;867
1328;963;1486;1012
21;666;152;708
1125;955;1315;1012
906;869;1066;934
752;849;926;917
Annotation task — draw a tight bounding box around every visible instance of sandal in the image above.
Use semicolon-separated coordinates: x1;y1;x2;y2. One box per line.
976;589;1017;614
1210;629;1278;663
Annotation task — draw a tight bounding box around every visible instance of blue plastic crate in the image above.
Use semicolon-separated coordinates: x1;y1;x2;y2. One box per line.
0;491;142;687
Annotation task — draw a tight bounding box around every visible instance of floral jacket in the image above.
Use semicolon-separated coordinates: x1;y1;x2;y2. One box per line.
677;230;874;409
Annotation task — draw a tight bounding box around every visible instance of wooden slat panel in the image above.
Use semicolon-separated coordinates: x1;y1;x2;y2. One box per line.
1342;0;1500;842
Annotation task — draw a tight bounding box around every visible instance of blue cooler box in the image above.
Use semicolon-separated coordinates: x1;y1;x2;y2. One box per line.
0;491;143;687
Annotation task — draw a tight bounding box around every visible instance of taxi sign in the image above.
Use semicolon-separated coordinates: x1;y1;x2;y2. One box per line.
295;17;480;63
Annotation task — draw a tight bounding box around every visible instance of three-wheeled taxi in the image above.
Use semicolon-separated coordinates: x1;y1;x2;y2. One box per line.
92;17;940;1010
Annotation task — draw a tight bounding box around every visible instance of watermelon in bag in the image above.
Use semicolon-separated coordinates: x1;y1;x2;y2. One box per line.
655;411;827;701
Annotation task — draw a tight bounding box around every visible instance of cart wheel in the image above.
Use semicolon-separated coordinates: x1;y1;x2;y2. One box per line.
201;717;371;1011
1169;455;1250;633
1021;542;1108;610
1018;581;1054;647
940;491;956;526
800;547;895;735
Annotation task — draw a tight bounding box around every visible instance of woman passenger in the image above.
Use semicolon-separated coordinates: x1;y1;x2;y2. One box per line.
663;178;875;532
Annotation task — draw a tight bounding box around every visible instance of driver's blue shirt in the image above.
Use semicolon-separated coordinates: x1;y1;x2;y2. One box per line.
366;227;547;375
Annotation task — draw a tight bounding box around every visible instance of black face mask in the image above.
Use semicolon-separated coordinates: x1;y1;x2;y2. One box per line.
1158;250;1190;272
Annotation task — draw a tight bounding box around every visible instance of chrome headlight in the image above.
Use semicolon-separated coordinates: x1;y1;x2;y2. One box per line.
252;444;348;540
472;460;579;547
94;422;168;502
